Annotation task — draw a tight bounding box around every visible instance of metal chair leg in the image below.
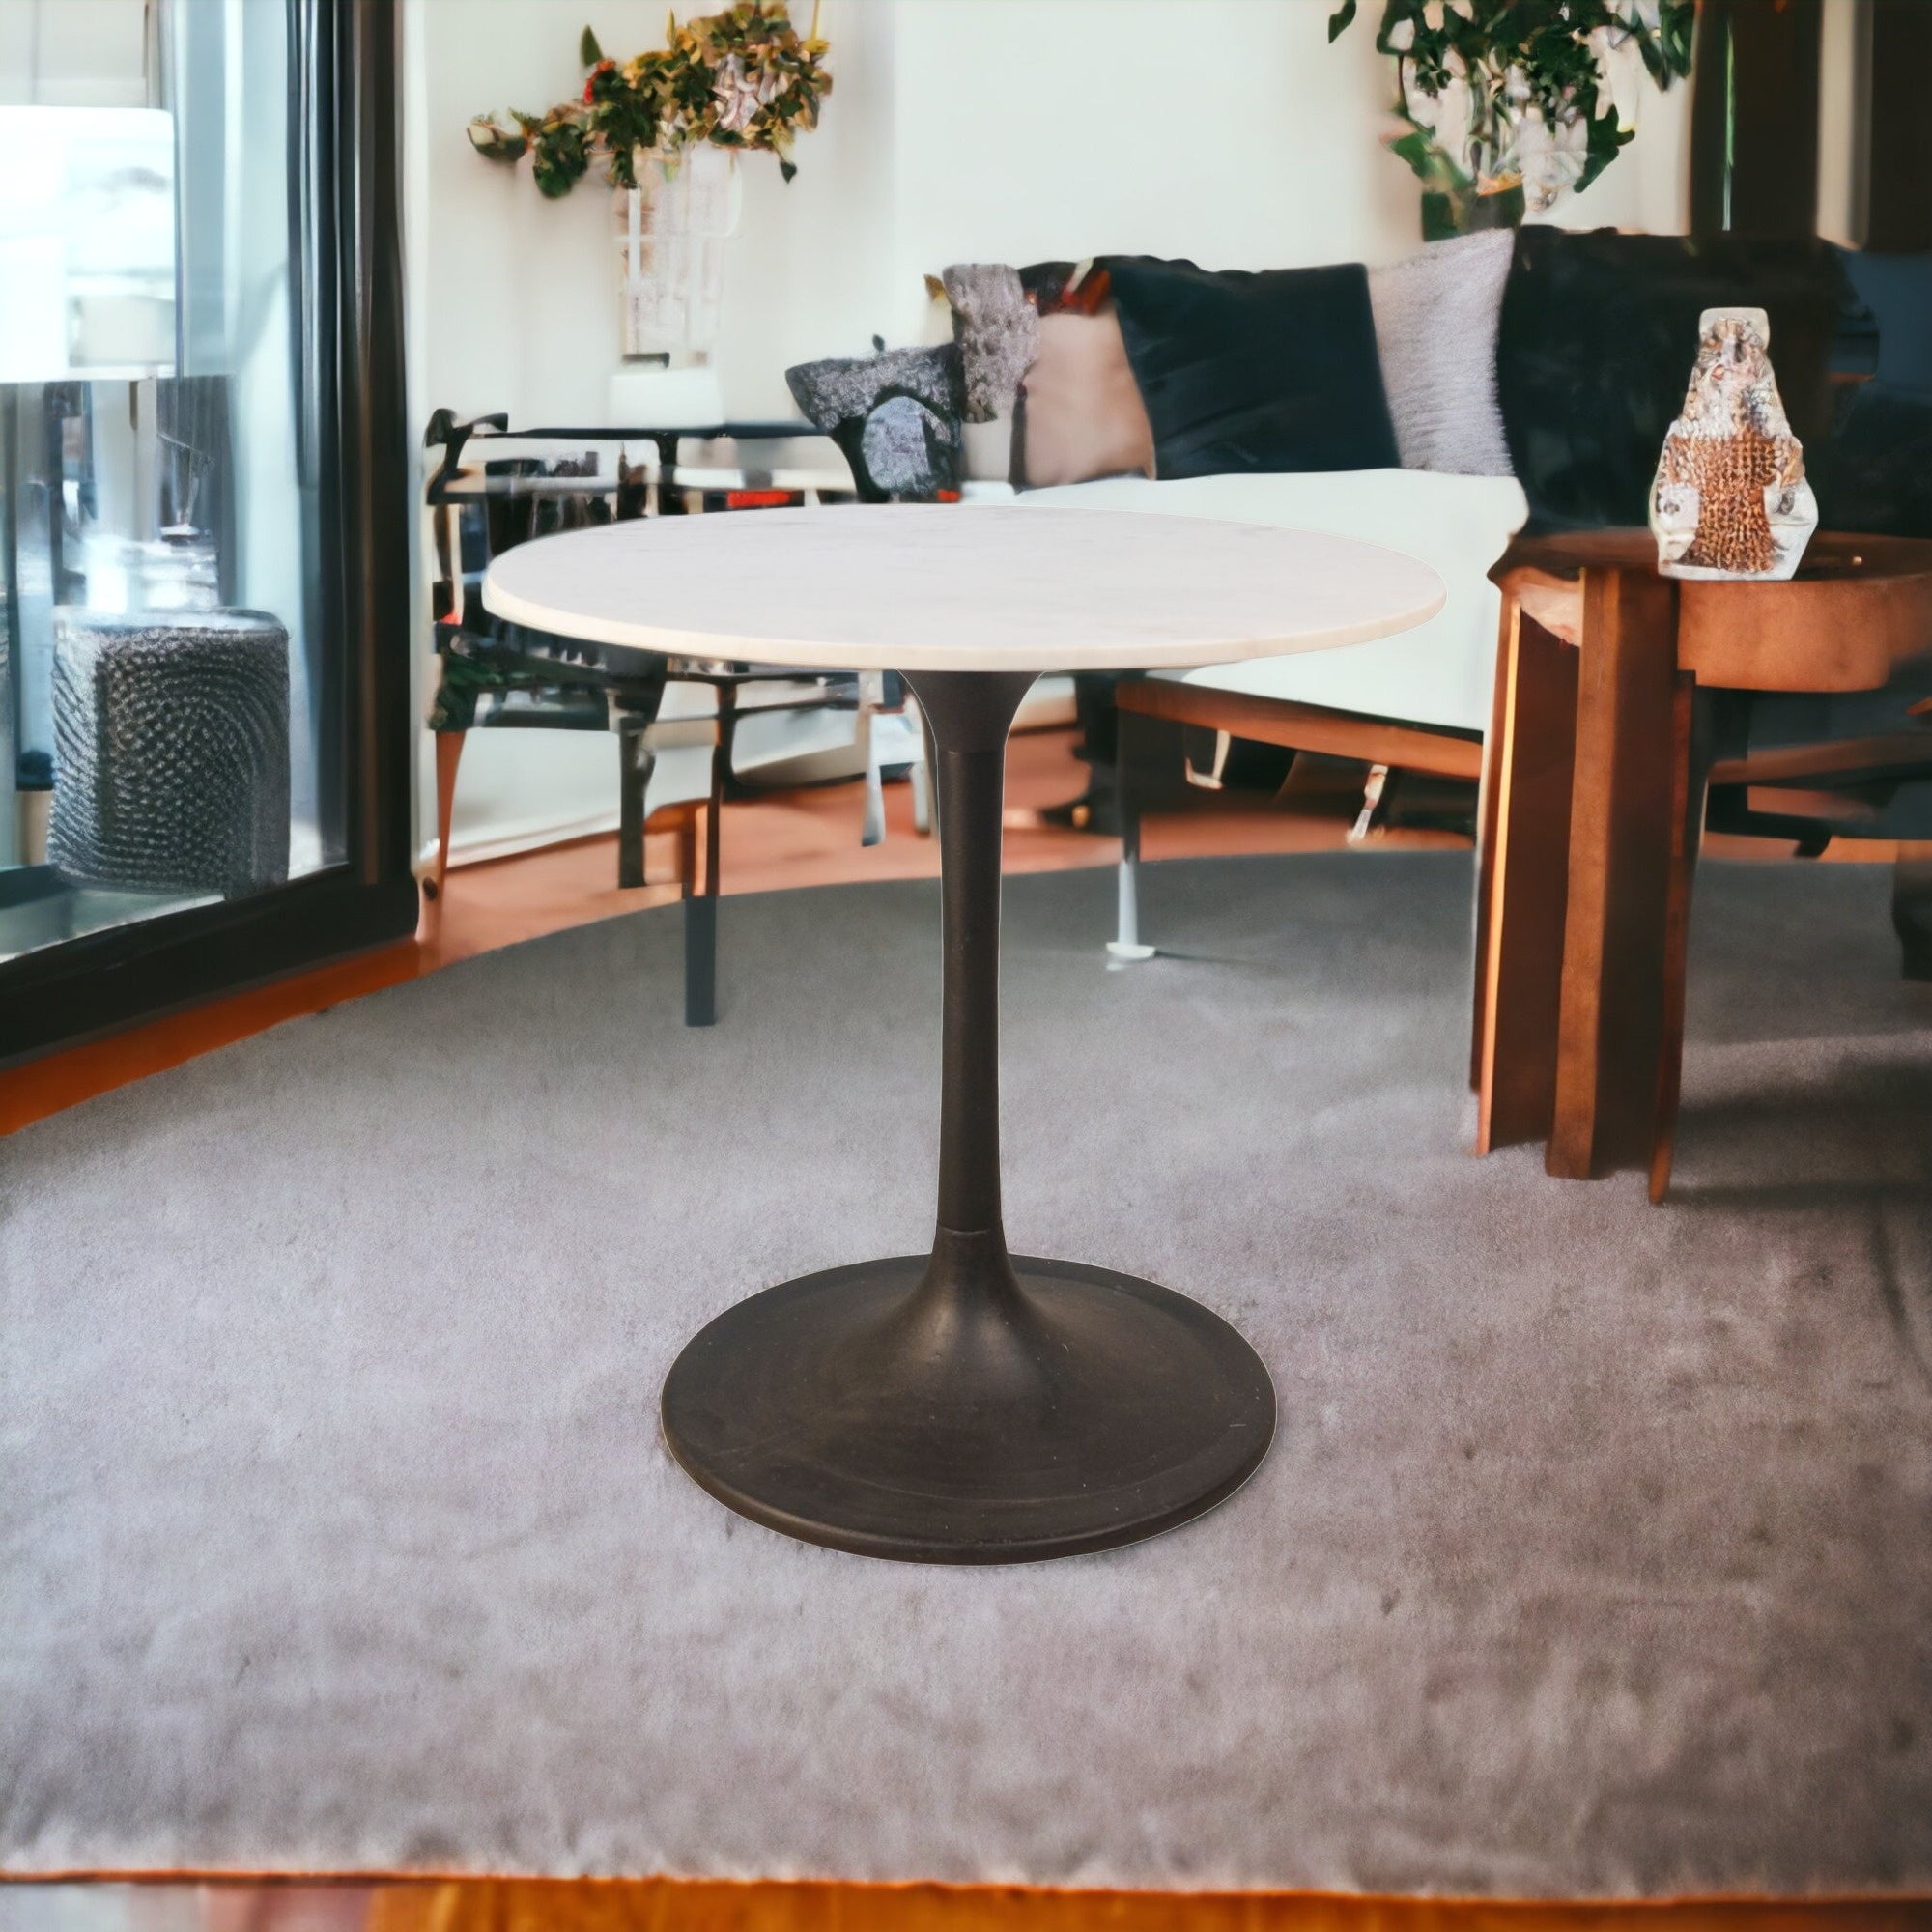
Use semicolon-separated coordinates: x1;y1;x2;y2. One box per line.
684;695;733;1028
910;726;932;835
684;885;717;1028
618;730;655;889
858;702;885;848
914;702;937;838
1347;763;1392;844
1107;712;1155;962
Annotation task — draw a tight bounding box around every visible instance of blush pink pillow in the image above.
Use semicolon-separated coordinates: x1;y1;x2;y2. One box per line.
1018;306;1155;489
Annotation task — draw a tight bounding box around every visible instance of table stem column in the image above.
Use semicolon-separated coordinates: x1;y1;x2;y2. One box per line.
903;670;1037;1295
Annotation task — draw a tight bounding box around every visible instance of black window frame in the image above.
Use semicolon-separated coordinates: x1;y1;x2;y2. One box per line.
0;0;417;1069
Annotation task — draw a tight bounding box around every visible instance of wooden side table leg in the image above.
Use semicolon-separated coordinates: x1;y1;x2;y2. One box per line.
1474;606;1579;1153
1470;597;1514;1092
1648;683;1712;1203
1549;566;1681;1180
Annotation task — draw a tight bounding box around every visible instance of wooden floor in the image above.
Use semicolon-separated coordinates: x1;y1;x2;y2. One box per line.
413;728;1461;974
368;1885;1929;1932
8;1878;1925;1930
0;724;1862;1139
0;730;1451;1135
359;1886;1917;1932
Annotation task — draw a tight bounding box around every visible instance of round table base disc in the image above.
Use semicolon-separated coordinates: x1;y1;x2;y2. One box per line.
661;1255;1276;1564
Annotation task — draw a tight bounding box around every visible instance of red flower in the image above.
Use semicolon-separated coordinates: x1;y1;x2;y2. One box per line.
583;57;615;103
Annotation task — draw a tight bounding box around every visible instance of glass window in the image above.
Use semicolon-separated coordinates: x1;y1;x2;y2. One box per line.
0;0;342;964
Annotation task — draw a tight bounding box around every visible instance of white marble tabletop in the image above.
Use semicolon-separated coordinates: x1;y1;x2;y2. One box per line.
481;503;1445;673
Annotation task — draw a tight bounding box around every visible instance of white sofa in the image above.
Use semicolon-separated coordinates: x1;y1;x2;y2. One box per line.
1010;468;1529;953
1019;469;1527;735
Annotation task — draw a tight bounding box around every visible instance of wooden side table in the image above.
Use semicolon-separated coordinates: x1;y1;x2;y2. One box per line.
1472;528;1932;1198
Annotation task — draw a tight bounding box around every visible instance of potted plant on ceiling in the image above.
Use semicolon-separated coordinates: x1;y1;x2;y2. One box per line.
1329;0;1693;240
468;3;832;400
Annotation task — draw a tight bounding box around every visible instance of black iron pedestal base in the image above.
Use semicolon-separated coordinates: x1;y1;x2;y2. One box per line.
660;668;1276;1563
662;1250;1275;1564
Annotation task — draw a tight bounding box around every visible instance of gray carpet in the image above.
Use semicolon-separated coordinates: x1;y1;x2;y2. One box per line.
3;853;1930;1895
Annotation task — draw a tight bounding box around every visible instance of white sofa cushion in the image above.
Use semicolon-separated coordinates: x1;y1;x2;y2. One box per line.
1015;469;1526;736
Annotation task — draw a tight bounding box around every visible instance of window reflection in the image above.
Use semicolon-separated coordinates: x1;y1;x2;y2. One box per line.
1;4;334;965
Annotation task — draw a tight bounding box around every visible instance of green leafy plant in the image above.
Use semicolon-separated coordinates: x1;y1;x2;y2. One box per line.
468;3;832;196
1329;0;1692;233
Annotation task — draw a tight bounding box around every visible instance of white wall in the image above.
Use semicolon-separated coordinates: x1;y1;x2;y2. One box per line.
1816;0;1866;247
404;0;1696;865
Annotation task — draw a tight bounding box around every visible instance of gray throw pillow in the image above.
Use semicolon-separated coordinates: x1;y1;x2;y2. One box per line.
942;262;1037;424
1368;228;1516;476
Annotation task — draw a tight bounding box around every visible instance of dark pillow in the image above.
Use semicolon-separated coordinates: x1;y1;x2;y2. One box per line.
1495;228;1857;531
1815;383;1932;538
1017;261;1112;317
1102;256;1399;479
785;343;964;503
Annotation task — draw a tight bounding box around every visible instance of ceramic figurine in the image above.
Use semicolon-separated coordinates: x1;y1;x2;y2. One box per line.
1650;307;1818;582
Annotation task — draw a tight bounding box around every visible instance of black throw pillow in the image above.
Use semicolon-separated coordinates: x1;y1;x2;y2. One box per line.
1103;256;1399;479
1495;227;1861;532
1815;383;1932;539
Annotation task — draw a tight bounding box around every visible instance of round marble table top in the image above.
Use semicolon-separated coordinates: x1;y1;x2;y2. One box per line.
481;503;1446;673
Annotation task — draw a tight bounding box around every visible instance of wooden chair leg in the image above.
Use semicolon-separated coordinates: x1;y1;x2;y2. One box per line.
419;728;466;940
1548;566;1682;1180
618;730;655;889
677;801;698;897
1893;842;1932;982
1648;685;1713;1204
1473;606;1579;1153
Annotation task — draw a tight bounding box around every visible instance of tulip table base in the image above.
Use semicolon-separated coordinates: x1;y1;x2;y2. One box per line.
661;1251;1275;1565
660;670;1276;1564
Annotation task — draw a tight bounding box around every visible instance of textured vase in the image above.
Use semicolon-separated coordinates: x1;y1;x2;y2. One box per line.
49;608;290;895
614;144;742;361
1650;307;1819;582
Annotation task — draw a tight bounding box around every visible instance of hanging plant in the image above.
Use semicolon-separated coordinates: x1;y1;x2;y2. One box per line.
1328;0;1692;235
467;3;832;195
